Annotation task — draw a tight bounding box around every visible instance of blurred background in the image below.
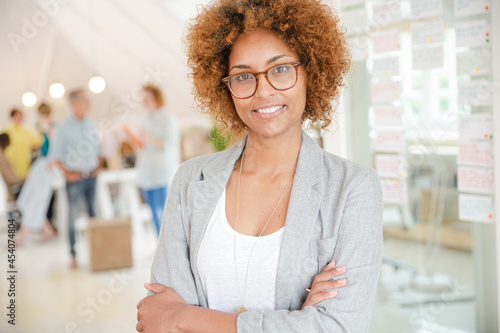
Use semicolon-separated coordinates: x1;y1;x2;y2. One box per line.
0;0;499;332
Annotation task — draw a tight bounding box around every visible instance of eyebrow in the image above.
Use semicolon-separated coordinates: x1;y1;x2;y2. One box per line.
228;54;292;72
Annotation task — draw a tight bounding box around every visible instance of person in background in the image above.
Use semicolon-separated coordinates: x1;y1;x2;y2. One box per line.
1;109;42;179
0;133;23;201
50;89;103;268
14;102;59;246
36;102;54;158
36;102;57;233
123;85;180;236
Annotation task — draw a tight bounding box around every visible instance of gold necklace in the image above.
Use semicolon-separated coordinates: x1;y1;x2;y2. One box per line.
233;150;295;314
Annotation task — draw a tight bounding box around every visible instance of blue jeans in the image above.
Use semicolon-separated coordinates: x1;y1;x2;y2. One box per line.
66;177;97;256
141;185;168;236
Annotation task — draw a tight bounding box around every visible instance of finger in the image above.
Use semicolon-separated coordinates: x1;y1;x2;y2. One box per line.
144;282;169;294
313;265;346;284
136;320;143;332
310;279;347;293
302;289;338;309
136;298;144;309
309;290;338;306
321;261;336;272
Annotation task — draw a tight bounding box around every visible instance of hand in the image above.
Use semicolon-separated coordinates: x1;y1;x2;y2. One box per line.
301;261;347;309
91;167;102;178
136;283;188;333
65;171;82;183
123;124;144;149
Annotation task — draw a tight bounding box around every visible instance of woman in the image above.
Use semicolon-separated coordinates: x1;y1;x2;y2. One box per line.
124;85;181;235
136;0;383;332
36;102;57;236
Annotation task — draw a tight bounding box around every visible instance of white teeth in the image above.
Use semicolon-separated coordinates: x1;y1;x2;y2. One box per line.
255;105;284;113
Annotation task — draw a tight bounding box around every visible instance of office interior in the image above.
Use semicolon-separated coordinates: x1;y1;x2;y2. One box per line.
0;0;499;332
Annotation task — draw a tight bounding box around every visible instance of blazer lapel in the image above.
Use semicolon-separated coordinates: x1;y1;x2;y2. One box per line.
187;138;247;307
275;132;324;310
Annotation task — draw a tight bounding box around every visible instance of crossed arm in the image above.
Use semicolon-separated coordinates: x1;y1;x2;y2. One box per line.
136;262;347;333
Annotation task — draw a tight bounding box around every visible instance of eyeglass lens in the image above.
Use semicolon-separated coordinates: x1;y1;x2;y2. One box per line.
228;64;297;98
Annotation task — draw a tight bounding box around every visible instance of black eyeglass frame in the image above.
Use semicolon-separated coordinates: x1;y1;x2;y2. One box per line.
222;62;302;99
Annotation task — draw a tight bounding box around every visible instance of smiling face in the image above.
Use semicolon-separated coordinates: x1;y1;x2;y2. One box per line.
227;29;307;139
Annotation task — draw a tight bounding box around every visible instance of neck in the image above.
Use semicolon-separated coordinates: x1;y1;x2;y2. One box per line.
73;112;84;121
242;128;302;175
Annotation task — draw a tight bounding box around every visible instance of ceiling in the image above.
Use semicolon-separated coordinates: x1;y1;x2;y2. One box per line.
0;0;211;129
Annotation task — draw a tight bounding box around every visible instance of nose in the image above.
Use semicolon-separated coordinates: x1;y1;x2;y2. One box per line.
253;73;276;98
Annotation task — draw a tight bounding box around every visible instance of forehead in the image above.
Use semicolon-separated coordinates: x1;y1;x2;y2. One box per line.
228;29;297;68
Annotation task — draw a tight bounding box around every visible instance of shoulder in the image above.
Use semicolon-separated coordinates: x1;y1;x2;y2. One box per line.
55;117;72;130
2;125;13;134
174;149;229;182
319;151;381;200
84;117;97;128
160;109;179;124
324;151;378;183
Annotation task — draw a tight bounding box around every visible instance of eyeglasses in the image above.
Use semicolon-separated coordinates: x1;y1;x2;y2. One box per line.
222;62;301;99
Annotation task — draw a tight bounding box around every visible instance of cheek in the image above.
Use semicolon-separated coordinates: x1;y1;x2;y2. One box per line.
231;97;248;118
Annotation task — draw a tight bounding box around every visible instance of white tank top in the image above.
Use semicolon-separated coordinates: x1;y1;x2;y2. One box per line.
197;188;284;314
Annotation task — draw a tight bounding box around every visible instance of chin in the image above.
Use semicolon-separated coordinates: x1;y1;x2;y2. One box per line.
250;124;301;140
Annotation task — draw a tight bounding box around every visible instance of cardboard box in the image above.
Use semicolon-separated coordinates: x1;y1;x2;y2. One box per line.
87;217;133;271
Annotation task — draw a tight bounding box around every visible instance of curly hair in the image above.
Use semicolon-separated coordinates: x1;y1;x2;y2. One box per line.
185;0;350;136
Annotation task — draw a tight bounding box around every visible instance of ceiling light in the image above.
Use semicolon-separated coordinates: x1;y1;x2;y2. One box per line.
49;82;65;98
89;76;106;94
22;92;37;107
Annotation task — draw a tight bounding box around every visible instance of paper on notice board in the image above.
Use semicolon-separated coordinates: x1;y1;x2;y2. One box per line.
372;1;401;26
458;167;494;195
375;154;407;178
457;141;493;167
458;80;493;106
456;48;492;76
459;113;493;141
373;106;403;127
375;131;405;153
411;19;444;45
456;19;491;48
372;29;401;54
411;0;443;19
459;193;493;223
348;35;369;62
341;8;368;35
371;81;400;104
381;178;408;204
454;0;491;18
372;56;400;78
412;44;444;70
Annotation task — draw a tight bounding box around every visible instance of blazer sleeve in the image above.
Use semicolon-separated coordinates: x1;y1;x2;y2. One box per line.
149;169;200;306
237;169;384;332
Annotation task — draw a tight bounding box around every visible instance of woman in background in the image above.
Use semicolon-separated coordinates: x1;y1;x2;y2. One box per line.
124;85;181;236
36;102;58;235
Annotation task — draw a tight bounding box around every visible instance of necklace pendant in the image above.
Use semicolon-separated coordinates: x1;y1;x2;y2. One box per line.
237;305;248;314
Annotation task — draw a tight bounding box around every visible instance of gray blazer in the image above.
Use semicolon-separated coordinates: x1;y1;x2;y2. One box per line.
150;131;383;332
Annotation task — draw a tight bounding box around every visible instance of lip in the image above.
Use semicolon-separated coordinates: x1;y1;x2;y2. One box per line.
252;104;286;119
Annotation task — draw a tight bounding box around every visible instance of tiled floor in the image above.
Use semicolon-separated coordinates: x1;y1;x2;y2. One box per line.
0;223;475;333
